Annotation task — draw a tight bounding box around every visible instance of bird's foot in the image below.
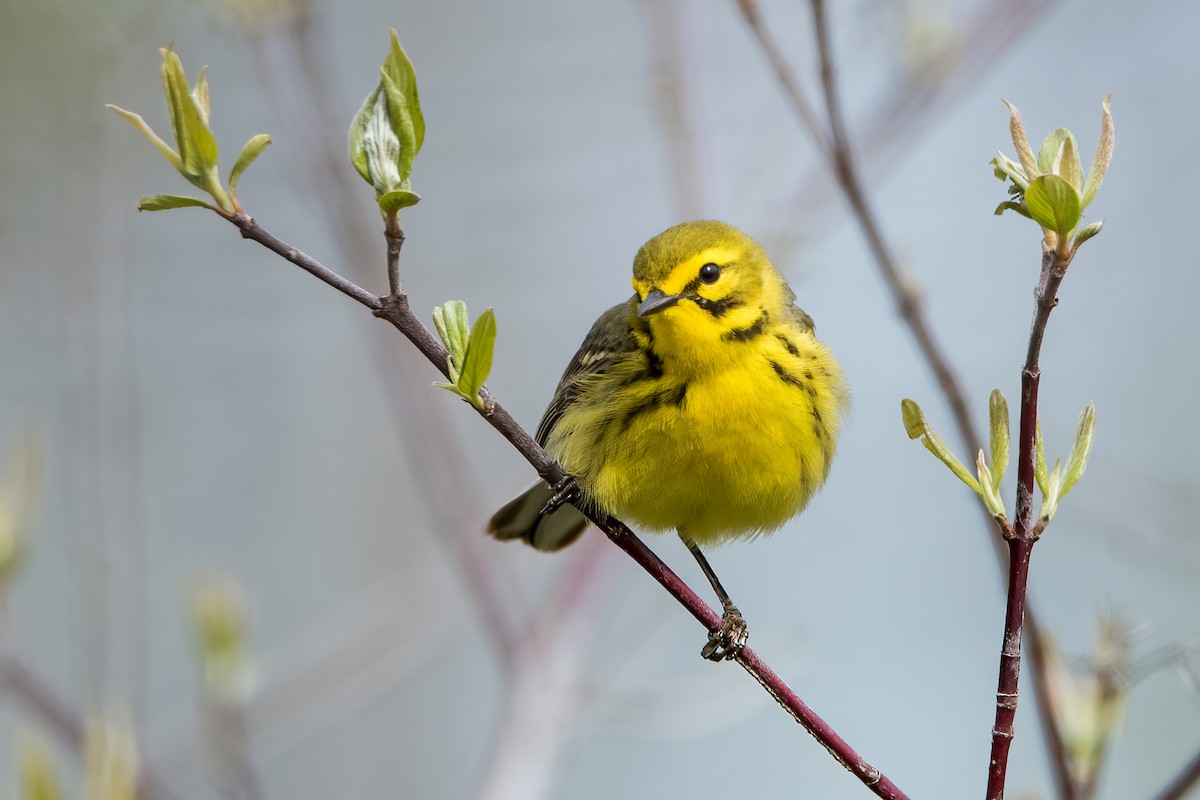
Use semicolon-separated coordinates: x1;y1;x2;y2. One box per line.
700;605;749;662
539;475;579;516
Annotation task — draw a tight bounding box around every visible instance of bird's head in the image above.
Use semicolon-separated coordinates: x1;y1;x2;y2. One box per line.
631;220;787;357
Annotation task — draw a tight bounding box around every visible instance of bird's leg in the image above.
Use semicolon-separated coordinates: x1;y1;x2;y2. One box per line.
684;538;748;662
538;475;579;516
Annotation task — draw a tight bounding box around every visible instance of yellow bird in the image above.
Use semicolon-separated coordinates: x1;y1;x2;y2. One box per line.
488;220;848;659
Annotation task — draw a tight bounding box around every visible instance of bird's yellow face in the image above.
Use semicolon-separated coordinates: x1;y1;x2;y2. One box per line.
631;221;786;360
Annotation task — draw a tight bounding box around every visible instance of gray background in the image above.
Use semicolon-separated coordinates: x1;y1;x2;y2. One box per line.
1;0;1198;797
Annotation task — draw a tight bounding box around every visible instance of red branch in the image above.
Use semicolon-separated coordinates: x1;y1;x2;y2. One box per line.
986;247;1068;799
226;211;911;800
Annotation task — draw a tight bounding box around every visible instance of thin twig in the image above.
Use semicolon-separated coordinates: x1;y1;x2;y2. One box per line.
1151;746;1200;800
224;210;911;800
985;246;1068;800
736;0;833;162
645;0;706;218
384;216;404;298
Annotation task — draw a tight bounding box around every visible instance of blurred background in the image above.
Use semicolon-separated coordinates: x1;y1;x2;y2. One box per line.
1;0;1198;797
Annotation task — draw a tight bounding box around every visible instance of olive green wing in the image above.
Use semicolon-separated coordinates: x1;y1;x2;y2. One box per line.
488;297;638;551
780;278;815;332
534;298;640;445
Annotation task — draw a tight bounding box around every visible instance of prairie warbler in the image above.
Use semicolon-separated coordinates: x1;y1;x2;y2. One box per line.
488;220;847;659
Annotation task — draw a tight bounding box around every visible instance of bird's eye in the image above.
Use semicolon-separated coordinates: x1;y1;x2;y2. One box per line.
699;263;721;284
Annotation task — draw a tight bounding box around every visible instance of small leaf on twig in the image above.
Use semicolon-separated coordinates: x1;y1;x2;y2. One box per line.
349;29;425;216
1073;220;1104;250
1060;403;1095;498
1024;174;1082;238
976;451;1005;517
229;133;273;203
458;308;497;407
988;389;1009;492
432;302;497;410
137;194;214;212
900;399;982;494
1081;94;1114;209
1034;418;1049;495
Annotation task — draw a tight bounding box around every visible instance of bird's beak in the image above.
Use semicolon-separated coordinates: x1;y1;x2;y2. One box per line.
638;288;682;317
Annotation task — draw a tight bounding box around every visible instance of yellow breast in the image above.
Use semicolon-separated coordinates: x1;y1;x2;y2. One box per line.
547;326;844;545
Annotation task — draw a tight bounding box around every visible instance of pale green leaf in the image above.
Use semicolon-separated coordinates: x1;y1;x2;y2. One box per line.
1024;174;1082;236
192;66;211;125
1060;403;1096;498
1002;99;1039;180
348;85;381;186
160;45;218;178
1034;418;1049;495
976;451;1005;517
920;428;982;494
136;194;214;211
1059;133;1083;192
1073;220;1104;249
900;398;926;439
458;307;496;406
380;70;418;183
991;152;1029;190
106;104;184;173
988;389;1009;491
1081;94;1113;208
994;201;1032;219
433;301;469;358
384;29;424;154
379;189;421;215
229;134;272;198
1040;460;1063;521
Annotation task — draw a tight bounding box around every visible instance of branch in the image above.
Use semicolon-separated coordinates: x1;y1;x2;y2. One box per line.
223;210;911;800
734;1;1076;794
985;246;1068;800
0;652;179;800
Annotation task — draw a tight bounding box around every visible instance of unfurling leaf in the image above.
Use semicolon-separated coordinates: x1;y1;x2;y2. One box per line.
349;29;425;215
1034;418;1049;495
1081;94;1114;208
1073;221;1104;250
136;194;213;212
379;189;421;214
106;104;184;173
1024;174;1082;237
976;451;1005;518
988;390;1009;491
229;133;273;201
994;200;1032;219
107;45;242;213
899;399;982;494
1001;99;1039;180
458;308;497;405
160;44;219;180
431;302;497;411
1061;403;1096;498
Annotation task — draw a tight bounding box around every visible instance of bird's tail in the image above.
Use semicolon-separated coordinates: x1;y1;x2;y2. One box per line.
486;481;590;552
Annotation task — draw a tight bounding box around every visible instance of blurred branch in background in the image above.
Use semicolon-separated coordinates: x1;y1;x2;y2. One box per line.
212;8;672;799
727;0;1077;795
645;0;706;219
1;654;177;800
231;2;523;659
765;0;1058;249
